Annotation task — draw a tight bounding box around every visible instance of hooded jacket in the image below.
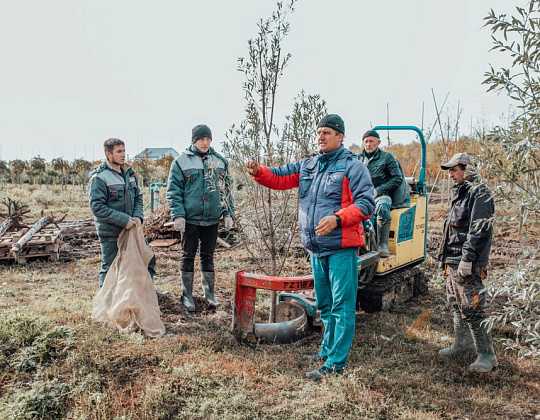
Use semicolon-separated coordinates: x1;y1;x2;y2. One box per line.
437;178;494;266
253;145;375;257
358;148;410;208
88;161;144;238
167;146;234;226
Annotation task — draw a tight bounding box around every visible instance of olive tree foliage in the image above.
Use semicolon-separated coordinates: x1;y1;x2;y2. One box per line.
132;157;161;188
223;1;327;285
280;90;327;159
156;155;175;175
485;259;540;358
482;1;540;218
223;0;295;278
9;159;27;187
481;1;540;358
52;158;70;189
71;159;93;191
29;156;46;186
0;160;8;189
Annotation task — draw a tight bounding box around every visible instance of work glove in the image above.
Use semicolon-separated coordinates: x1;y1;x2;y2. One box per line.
224;216;234;230
125;217;137;230
457;260;473;278
174;217;186;233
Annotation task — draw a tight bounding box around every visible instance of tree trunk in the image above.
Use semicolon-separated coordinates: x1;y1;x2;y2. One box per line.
269;256;277;323
267;188;278;323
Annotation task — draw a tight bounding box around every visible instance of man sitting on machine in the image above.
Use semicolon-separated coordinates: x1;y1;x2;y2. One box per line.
358;130;410;257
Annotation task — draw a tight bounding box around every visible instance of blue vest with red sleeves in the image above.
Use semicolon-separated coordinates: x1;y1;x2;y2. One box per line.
253;145;375;257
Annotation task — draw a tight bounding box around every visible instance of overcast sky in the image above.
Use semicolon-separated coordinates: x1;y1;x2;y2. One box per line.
0;0;518;162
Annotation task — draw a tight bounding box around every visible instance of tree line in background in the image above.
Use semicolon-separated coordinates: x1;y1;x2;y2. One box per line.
0;154;176;191
0;133;510;192
0;157;94;190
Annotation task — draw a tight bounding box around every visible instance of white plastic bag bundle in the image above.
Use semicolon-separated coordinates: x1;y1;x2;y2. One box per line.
92;222;165;338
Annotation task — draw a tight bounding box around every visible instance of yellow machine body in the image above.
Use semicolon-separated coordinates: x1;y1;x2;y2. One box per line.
375;193;427;274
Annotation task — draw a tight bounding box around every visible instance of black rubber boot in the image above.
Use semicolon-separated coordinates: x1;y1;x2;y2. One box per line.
376;217;392;258
468;319;498;372
156;290;169;299
202;271;221;307
147;254;168;298
439;310;474;358
306;366;343;381
181;271;196;312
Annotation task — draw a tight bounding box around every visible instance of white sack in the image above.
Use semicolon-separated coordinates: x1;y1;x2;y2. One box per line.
92;222;165;338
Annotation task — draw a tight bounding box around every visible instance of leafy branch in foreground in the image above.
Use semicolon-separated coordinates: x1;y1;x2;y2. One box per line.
485;257;540;358
481;0;540;358
482;1;540;219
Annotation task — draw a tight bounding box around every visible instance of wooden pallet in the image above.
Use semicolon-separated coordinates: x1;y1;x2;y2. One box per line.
0;228;63;264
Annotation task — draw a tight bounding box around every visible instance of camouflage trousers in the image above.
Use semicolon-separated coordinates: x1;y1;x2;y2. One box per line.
446;264;487;322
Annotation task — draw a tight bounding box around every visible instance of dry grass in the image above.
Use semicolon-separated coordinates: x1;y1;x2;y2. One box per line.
0;186;539;419
0;184;93;220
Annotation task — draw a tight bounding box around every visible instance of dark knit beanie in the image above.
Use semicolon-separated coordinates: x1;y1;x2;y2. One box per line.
362;130;380;140
317;114;345;135
192;124;212;143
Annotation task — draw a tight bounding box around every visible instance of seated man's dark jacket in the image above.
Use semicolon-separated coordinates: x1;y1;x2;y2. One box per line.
358;148;409;208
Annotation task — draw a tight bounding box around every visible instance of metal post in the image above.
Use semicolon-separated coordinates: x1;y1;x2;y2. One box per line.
149;183;166;213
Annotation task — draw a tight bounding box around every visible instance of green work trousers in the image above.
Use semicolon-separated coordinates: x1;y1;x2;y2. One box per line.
311;248;358;371
99;236;156;287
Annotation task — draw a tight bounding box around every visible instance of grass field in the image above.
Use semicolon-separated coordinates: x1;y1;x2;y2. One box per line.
0;184;538;419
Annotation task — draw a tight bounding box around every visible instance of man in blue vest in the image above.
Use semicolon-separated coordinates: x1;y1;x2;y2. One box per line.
246;115;375;380
167;124;234;311
88;138;155;287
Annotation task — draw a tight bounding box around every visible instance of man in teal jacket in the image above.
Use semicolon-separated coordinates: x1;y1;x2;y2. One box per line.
359;130;410;257
88;138;153;287
166;124;234;311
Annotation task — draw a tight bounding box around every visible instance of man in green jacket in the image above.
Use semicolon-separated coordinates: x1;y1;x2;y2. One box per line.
166;124;234;311
88;138;154;287
358;130;409;257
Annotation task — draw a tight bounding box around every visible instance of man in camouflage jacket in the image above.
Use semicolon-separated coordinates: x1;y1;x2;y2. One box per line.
437;152;497;372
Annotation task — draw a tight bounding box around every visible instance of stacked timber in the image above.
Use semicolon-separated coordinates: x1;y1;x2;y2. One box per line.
0;215;63;264
142;203;234;248
142;203;179;247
